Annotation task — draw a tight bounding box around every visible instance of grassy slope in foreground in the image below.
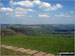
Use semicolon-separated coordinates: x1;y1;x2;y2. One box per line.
1;35;74;54
1;47;32;55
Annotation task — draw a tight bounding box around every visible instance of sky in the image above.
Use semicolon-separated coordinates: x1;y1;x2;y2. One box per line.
0;0;75;24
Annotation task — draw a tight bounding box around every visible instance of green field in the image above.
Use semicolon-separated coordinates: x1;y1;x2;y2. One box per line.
1;35;74;54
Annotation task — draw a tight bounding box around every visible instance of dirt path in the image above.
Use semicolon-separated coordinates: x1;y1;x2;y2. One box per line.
1;45;55;56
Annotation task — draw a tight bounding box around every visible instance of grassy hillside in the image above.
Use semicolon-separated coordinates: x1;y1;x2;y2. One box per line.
1;35;74;54
1;47;31;55
1;24;74;55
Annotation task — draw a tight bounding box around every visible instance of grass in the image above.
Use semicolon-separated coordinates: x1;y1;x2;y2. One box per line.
1;47;32;55
1;35;74;54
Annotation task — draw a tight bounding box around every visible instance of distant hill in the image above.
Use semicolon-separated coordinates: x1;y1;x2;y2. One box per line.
1;24;11;28
1;24;74;29
1;24;74;38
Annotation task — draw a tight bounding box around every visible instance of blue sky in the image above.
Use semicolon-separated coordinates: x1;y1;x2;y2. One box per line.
0;0;74;24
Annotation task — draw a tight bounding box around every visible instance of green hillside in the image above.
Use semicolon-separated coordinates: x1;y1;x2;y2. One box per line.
1;24;74;55
1;35;74;54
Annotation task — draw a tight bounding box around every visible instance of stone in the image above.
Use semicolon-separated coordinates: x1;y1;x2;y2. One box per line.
26;50;38;54
34;52;47;56
44;54;55;56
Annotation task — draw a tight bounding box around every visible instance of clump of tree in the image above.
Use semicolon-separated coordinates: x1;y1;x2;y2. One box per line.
1;28;17;36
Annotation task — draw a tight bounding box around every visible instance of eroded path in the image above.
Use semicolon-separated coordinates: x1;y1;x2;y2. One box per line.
1;45;55;56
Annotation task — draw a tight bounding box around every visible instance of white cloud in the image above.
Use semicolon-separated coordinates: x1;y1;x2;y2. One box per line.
15;14;25;17
39;14;50;17
39;2;51;8
1;6;35;17
27;9;35;12
47;4;62;11
9;0;63;11
56;4;62;8
14;7;35;17
0;7;14;12
10;0;34;7
39;3;62;11
1;0;63;17
33;0;41;5
10;0;41;7
14;7;27;16
55;13;72;18
50;6;57;11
